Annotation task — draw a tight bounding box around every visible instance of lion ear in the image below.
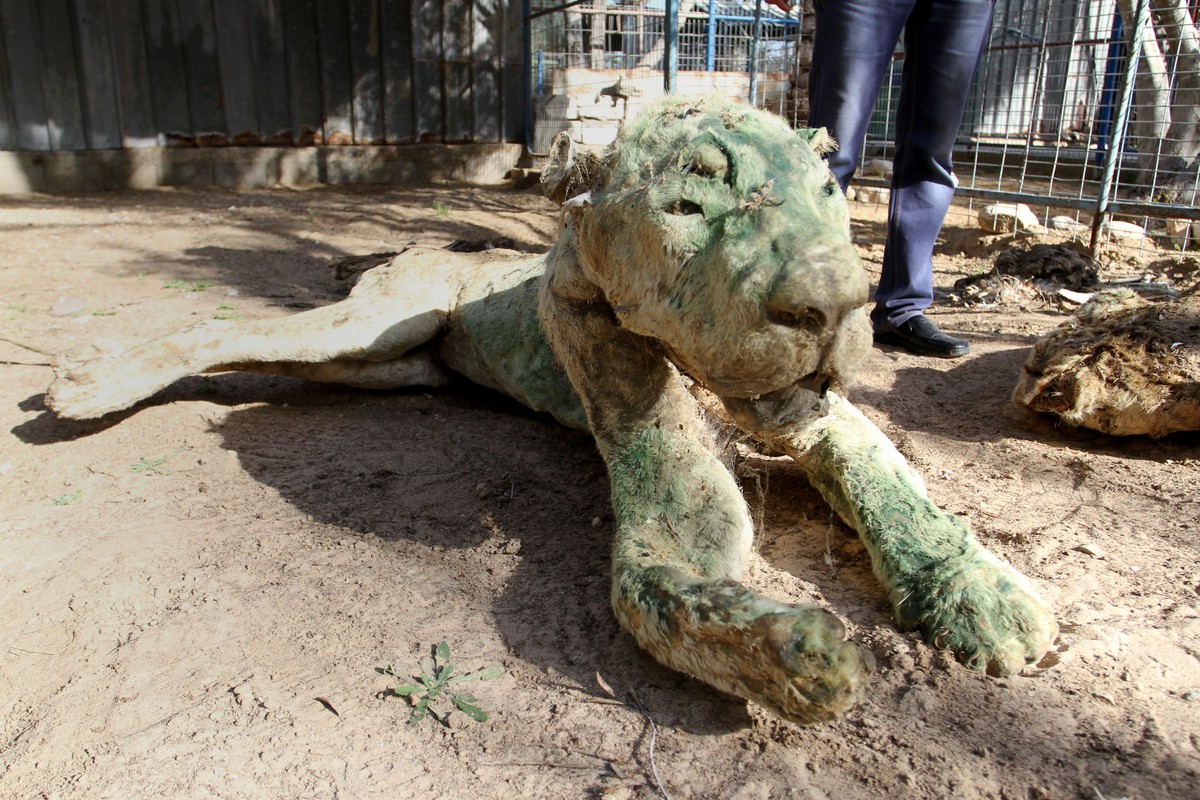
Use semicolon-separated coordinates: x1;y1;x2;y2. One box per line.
540;132;605;206
796;127;837;157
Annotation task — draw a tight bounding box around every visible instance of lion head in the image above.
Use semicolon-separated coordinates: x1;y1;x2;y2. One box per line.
542;97;871;432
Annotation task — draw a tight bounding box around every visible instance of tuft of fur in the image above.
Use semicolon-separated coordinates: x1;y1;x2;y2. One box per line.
993;243;1097;290
950;243;1099;308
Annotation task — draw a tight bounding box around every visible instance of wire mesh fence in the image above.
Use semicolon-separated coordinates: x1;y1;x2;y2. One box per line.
525;1;804;153
865;0;1200;258
526;0;1200;258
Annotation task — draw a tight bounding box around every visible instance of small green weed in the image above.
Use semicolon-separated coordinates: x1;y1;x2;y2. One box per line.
92;309;117;316
4;302;27;315
131;447;186;476
162;279;214;292
432;201;452;217
52;490;82;506
385;641;503;725
213;303;239;320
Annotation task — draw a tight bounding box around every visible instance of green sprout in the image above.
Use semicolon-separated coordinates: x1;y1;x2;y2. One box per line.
130;447;187;476
52;490;82;506
384;641;503;726
432;201;452;217
213;303;239;320
162;279;214;292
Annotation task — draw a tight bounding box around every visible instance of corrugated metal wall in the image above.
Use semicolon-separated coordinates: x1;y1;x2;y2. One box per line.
0;0;525;151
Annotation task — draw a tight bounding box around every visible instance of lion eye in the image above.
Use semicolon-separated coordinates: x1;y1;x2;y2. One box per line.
821;179;840;198
667;199;704;216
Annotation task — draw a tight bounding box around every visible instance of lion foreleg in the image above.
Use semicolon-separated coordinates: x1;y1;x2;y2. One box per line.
772;393;1058;676
539;277;870;724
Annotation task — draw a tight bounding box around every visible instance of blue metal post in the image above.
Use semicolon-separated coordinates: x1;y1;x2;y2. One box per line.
665;0;678;94
748;0;763;105
1091;0;1149;254
707;0;716;72
1096;9;1125;167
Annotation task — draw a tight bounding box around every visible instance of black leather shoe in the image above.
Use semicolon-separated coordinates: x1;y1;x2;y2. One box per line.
873;315;969;358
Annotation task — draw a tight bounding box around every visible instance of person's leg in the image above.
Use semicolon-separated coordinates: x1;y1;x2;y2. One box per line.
807;0;913;190
872;0;995;330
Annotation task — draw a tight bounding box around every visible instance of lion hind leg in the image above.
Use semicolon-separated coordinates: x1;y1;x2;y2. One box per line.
773;393;1058;676
48;294;447;420
242;351;452;390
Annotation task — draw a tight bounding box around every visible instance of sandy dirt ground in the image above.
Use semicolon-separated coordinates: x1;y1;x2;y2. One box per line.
1;184;1198;800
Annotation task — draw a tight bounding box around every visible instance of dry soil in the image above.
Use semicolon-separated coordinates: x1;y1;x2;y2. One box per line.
1;185;1198;800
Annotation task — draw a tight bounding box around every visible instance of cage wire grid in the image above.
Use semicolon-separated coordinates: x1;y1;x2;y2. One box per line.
526;0;1200;257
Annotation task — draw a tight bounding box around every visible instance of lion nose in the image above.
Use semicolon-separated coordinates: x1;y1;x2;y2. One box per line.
763;246;868;335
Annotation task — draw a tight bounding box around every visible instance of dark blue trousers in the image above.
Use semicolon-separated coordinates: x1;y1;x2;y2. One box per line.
808;0;995;329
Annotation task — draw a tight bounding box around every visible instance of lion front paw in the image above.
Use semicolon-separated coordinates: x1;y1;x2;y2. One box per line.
615;571;874;724
752;606;875;724
895;549;1058;677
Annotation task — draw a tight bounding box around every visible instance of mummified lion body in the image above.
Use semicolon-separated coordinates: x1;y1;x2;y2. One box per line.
1014;290;1200;437
48;97;1056;724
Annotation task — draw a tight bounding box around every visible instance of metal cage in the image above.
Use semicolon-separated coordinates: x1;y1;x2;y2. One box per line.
526;0;1200;257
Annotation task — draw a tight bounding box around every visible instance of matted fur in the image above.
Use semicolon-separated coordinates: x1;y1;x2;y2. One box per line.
47;97;1055;724
1014;290;1200;437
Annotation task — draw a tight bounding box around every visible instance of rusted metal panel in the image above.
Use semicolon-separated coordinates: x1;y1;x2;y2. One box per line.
413;0;444;141
213;0;258;141
176;0;226;138
249;0;292;143
142;0;192;142
0;0;35;150
281;0;323;145
316;0;355;144
39;0;87;150
73;0;121;148
349;0;385;143
109;0;157;147
381;0;416;143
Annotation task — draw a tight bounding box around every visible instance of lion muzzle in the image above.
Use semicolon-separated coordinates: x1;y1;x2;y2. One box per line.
719;373;833;432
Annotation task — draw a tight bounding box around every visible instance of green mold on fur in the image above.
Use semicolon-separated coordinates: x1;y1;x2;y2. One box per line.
47;96;1056;724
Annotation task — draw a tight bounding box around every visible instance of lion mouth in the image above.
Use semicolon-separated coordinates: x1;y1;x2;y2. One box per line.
719;373;832;432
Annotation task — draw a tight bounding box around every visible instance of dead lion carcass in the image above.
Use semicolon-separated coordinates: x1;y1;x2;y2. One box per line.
47;97;1056;725
1014;290;1200;437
